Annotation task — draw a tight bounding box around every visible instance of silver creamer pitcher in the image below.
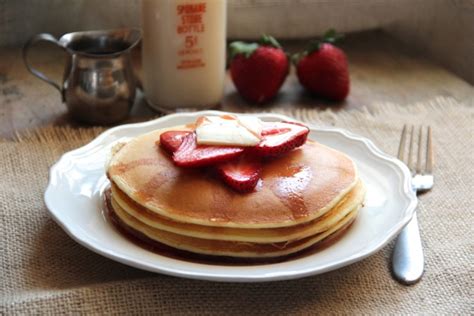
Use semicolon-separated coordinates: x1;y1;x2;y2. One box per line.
23;29;141;124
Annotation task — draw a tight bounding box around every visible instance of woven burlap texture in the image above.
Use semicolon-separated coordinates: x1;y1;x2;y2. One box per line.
0;97;472;314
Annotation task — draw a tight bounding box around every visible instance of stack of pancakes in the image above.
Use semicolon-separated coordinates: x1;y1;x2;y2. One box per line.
106;126;365;259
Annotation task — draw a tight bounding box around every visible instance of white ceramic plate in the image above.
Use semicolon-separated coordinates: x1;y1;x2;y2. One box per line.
44;111;417;282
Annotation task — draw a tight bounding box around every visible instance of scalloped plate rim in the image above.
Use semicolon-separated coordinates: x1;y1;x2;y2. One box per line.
44;111;417;282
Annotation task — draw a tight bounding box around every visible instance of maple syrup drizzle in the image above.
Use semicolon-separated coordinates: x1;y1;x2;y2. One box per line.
103;189;354;266
109;158;162;176
269;164;312;219
135;168;179;202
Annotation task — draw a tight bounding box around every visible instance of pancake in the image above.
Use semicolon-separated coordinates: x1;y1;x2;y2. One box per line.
110;196;361;258
107;125;358;229
110;180;365;243
106;123;365;259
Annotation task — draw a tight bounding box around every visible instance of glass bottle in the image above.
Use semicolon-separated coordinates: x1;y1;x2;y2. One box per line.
141;0;227;111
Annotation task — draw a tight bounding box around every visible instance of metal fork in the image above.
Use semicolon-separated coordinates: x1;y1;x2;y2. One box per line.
391;125;434;285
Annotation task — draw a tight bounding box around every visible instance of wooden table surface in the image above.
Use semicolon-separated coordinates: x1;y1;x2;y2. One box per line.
0;30;472;139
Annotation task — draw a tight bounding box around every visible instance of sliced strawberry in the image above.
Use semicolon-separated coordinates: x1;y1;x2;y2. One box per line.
261;121;307;136
253;122;309;157
158;131;192;154
217;155;262;193
261;126;291;136
173;133;244;167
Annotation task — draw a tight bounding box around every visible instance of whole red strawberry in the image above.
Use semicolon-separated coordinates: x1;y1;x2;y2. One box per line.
294;30;349;101
229;35;289;104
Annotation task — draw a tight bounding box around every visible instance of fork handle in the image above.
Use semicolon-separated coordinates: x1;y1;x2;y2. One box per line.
391;213;424;285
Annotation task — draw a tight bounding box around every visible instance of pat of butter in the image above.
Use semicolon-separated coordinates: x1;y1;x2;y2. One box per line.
195;115;263;146
237;116;263;138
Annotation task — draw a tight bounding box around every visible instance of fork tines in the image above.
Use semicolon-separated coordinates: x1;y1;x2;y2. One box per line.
397;125;433;175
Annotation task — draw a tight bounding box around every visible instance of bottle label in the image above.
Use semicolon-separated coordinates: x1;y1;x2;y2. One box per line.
176;2;206;70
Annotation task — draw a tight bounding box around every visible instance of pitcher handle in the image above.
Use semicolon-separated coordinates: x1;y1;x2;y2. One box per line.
22;33;64;93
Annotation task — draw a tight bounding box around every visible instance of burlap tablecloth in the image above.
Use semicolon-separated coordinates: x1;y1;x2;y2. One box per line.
1;96;472;314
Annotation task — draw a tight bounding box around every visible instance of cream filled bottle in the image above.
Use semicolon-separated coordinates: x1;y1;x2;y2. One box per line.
141;0;227;111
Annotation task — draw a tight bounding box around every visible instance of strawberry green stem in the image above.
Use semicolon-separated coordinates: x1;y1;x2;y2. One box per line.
292;29;344;65
229;35;282;60
259;34;282;48
229;41;259;59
